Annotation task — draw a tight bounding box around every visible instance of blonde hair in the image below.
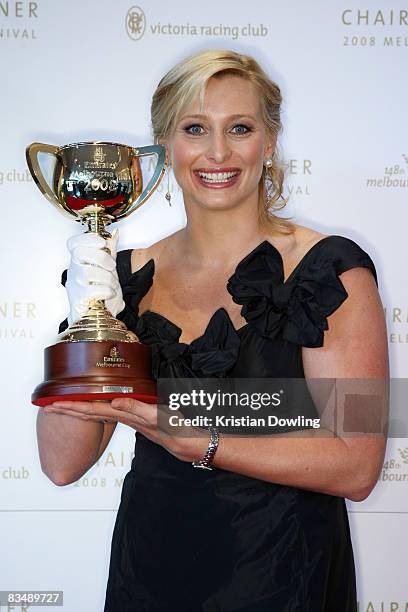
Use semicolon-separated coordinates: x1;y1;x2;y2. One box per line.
151;49;294;234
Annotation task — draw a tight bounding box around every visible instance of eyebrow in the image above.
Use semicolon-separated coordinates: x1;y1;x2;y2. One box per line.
179;113;258;122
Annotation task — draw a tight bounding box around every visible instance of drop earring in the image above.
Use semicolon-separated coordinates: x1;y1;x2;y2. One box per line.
264;159;274;205
165;165;172;207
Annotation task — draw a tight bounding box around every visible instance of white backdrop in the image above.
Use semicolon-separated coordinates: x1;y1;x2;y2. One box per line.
1;1;407;610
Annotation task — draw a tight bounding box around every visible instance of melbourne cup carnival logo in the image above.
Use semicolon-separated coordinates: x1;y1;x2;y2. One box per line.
358;601;408;611
366;155;408;190
378;447;408;484
0;0;39;40
126;5;146;40
340;8;408;48
0;301;36;340
385;304;408;345
341;8;408;26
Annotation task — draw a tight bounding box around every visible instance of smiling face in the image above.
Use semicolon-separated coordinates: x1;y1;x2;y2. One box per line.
166;73;275;214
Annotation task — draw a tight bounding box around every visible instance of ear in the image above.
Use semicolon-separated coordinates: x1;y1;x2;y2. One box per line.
264;134;277;163
158;137;171;166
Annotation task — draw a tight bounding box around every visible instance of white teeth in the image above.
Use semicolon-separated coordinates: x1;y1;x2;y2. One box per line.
198;171;238;183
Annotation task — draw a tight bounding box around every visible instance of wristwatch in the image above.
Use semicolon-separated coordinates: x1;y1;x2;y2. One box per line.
192;427;219;471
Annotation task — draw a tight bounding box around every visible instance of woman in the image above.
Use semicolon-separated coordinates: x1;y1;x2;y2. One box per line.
38;49;388;611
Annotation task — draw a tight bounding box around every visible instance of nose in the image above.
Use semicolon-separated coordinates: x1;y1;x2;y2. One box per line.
205;130;232;165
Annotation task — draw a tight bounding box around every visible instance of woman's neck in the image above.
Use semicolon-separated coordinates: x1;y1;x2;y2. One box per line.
177;212;269;270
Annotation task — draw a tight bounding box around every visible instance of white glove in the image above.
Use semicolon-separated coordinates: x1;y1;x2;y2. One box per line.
65;228;125;325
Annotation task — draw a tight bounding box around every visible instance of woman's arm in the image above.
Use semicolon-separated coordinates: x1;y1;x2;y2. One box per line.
36;230;127;485
37;406;117;486
44;266;389;501
182;266;389;501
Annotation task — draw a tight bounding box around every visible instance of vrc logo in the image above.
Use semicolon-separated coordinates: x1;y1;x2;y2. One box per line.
126;6;146;41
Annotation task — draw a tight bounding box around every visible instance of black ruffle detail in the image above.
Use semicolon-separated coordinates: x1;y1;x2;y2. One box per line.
227;241;348;348
135;310;181;346
189;308;241;377
116;259;154;331
149;308;240;380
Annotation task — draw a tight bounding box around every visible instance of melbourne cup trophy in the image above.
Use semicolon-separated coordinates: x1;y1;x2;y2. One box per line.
26;141;166;407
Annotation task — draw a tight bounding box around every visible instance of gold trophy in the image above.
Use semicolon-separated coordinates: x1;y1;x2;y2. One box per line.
26;141;166;406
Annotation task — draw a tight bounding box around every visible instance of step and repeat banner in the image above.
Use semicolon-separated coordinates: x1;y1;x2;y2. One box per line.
0;0;407;610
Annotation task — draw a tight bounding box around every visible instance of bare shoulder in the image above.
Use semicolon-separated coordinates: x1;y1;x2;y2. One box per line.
274;223;329;270
130;230;183;273
291;223;329;252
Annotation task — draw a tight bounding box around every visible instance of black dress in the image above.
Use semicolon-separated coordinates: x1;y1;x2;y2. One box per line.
102;235;377;612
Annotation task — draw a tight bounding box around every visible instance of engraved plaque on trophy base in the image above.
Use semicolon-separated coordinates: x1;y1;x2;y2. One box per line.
32;340;157;406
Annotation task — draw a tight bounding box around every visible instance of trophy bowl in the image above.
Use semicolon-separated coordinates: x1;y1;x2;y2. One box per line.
26;141;167;407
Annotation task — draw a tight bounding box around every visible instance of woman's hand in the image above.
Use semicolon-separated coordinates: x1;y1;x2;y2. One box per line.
44;399;208;463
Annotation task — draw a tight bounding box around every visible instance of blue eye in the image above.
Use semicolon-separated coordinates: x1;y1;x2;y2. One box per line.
183;123;252;135
231;124;251;135
185;124;204;135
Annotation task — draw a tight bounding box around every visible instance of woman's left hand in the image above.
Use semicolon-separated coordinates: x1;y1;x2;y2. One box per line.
44;398;207;463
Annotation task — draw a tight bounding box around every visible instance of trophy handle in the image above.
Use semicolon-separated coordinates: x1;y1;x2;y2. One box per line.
26;142;61;204
116;144;167;220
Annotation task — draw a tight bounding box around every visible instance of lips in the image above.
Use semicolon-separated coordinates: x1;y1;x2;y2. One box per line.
193;167;241;188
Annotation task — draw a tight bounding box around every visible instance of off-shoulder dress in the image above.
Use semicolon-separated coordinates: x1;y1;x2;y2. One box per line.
101;235;377;612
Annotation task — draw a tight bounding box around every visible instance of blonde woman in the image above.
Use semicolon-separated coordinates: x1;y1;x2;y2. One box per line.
38;50;388;611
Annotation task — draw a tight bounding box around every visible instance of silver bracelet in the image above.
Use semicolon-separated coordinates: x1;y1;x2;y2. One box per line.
192;427;219;471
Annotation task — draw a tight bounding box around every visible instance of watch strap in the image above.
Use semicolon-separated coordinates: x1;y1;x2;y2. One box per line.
192;427;219;471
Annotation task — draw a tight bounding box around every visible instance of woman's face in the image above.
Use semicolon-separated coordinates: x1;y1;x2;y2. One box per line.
166;74;275;213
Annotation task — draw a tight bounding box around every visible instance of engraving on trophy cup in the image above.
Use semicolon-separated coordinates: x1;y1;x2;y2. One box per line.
26;140;167;406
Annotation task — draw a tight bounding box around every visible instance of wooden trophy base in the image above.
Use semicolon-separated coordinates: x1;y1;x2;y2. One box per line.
32;340;157;407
